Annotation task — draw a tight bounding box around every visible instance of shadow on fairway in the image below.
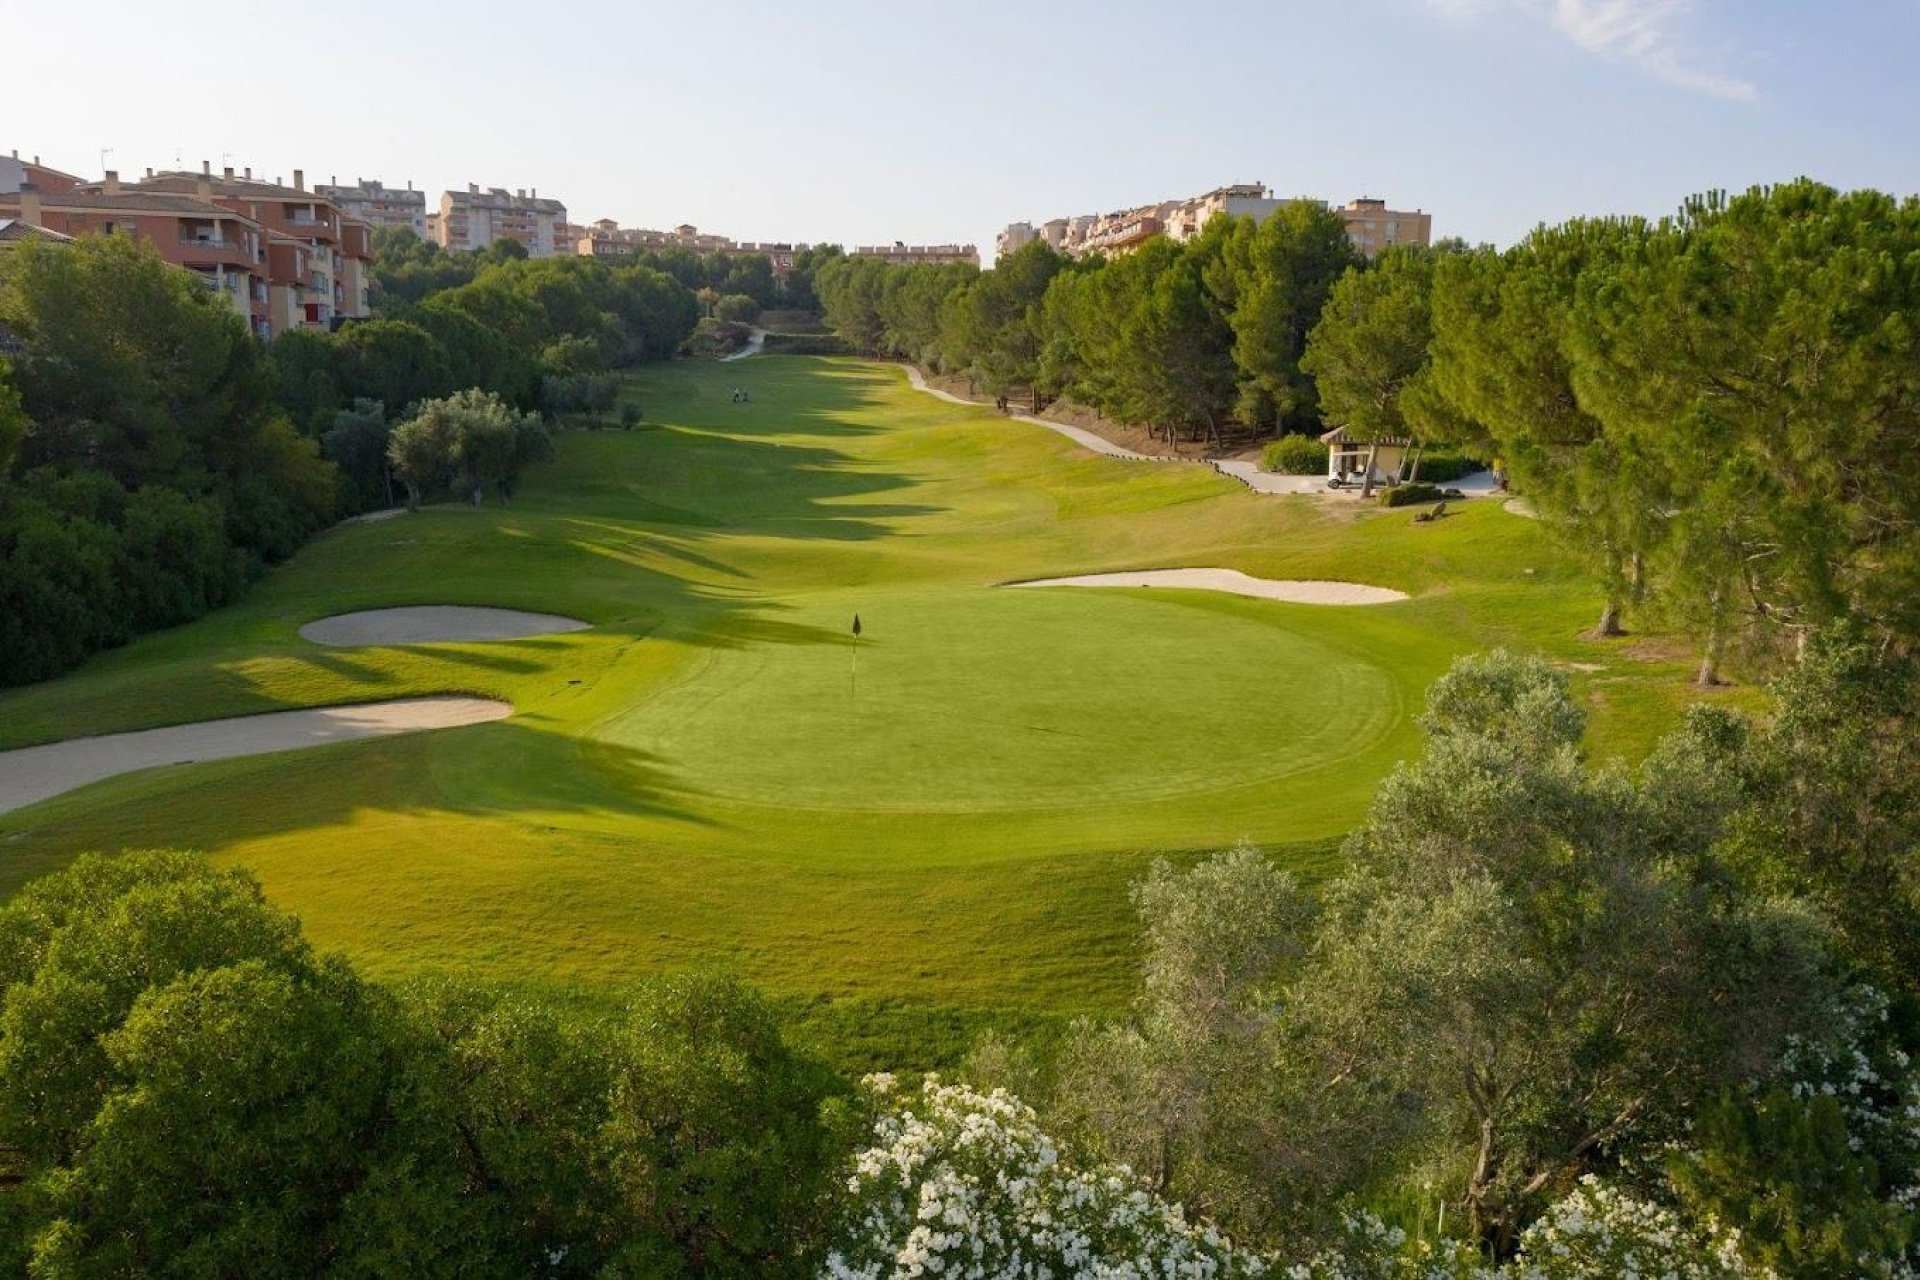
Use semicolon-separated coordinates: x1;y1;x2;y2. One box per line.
0;719;722;897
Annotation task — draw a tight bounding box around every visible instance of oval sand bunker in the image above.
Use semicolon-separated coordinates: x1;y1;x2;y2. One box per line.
0;697;512;816
1008;568;1407;606
301;606;591;647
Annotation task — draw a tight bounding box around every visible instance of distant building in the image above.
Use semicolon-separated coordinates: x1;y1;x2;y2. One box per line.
995;221;1036;259
316;178;429;239
853;242;980;268
1336;197;1432;257
434;184;569;257
574;219;810;281
1003;182;1431;260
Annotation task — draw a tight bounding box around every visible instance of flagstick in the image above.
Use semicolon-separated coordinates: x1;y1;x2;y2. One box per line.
850;636;858;699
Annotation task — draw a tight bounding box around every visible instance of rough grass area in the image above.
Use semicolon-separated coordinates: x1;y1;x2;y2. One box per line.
0;356;1752;1069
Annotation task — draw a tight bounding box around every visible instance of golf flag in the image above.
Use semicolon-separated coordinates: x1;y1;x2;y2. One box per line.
849;614;862;698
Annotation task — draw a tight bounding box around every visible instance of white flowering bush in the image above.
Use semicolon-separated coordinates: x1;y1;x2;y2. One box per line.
1504;1180;1756;1280
823;1074;1267;1279
1776;986;1920;1195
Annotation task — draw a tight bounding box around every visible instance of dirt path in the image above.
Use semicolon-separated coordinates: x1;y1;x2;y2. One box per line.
1007;568;1407;605
720;328;769;361
0;697;513;816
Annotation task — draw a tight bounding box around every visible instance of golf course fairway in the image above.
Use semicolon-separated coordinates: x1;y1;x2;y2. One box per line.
0;356;1743;1066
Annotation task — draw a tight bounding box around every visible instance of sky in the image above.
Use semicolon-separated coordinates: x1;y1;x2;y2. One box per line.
7;0;1918;259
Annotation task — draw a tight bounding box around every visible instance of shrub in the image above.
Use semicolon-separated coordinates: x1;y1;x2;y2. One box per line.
827;1075;1266;1278
714;293;760;324
1414;449;1486;484
1381;482;1444;507
1262;434;1327;475
619;404;642;431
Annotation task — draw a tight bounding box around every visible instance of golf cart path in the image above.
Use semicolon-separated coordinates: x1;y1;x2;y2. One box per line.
898;365;1165;462
0;697;513;817
720;328;769;361
300;606;591;648
1008;568;1407;606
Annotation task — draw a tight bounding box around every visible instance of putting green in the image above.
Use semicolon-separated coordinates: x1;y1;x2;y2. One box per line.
0;355;1737;1068
600;589;1396;812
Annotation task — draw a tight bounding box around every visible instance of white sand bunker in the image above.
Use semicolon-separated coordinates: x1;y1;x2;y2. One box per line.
300;606;591;647
1009;568;1408;606
0;697;512;816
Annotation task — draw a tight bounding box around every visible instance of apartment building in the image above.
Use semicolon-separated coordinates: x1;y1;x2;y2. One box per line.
995;222;1037;259
576;219;808;281
1002;183;1431;260
1337;197;1432;256
853;242;980;268
434;184;569;257
0;172;274;338
315;178;428;239
109;164;372;329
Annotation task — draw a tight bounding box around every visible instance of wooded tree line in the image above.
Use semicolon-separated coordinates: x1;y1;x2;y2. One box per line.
0;237;336;686
816;201;1365;445
277;240;702;510
821;180;1920;673
369;226;844;315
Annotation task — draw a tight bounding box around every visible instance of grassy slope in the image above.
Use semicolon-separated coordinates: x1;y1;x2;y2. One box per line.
0;357;1754;1067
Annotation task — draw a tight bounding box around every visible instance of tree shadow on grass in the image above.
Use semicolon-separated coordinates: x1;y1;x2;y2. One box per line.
0;719;721;897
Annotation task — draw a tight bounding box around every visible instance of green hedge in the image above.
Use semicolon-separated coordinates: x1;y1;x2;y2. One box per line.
1380;482;1445;508
1261;434;1328;475
1414;449;1486;484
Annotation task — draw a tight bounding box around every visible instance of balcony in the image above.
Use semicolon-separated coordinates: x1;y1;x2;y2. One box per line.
175;234;257;268
285;209;339;242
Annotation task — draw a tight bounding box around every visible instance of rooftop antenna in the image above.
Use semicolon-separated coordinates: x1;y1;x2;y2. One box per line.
98;147;113;174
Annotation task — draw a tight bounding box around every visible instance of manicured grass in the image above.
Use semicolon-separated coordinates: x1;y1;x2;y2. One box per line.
0;356;1754;1068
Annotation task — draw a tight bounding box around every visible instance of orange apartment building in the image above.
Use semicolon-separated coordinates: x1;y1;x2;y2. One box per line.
1;153;370;339
112;165;372;329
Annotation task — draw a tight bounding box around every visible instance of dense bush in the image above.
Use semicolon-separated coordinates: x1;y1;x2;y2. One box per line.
1380;481;1444;506
388;389;551;507
0;852;853;1276
1261;433;1327;474
715;292;761;324
1414;447;1484;483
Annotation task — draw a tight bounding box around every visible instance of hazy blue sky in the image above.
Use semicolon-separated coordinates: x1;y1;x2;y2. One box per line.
9;0;1917;257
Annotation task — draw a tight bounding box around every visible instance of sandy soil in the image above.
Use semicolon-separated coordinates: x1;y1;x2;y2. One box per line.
300;606;591;647
0;697;513;816
1504;497;1539;519
1007;568;1408;606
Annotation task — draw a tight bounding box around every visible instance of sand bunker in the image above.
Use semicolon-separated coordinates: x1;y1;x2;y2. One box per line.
0;697;512;816
300;606;591;647
1008;568;1407;606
